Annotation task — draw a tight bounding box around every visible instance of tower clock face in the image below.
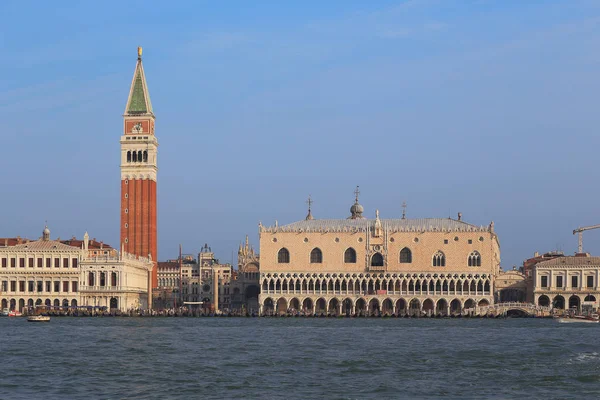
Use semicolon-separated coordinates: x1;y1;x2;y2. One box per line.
132;122;143;133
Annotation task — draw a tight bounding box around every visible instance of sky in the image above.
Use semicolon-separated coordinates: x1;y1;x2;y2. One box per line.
1;0;600;269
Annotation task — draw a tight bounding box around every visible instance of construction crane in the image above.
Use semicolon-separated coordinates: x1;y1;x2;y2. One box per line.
573;224;600;253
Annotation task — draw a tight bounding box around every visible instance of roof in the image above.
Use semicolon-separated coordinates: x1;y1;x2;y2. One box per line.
536;256;600;267
125;54;153;115
6;239;81;252
263;218;491;233
61;239;113;250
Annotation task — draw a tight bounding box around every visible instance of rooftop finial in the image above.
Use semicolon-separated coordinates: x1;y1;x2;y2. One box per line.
402;201;407;219
354;186;360;203
305;195;314;220
137;46;143;60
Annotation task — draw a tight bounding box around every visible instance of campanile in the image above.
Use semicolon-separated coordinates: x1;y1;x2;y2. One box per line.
120;47;158;289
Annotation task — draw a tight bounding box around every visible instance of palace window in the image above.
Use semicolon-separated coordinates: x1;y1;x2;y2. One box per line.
138;151;143;162
45;281;51;292
541;276;548;288
100;272;106;287
277;248;290;263
371;252;384;267
143;150;148;162
1;258;5;268
28;258;33;268
54;258;60;268
10;281;16;292
127;151;131;162
11;258;15;268
37;258;42;268
344;248;357;263
571;276;578;288
310;248;323;264
432;251;446;267
1;281;7;292
111;272;117;287
587;276;594;288
88;272;95;286
72;281;78;292
132;151;137;162
63;258;69;268
72;258;78;268
468;251;481;267
19;258;24;268
63;281;69;292
46;258;51;268
54;281;60;292
19;281;25;292
28;281;34;292
556;276;563;288
400;247;412;263
37;281;43;292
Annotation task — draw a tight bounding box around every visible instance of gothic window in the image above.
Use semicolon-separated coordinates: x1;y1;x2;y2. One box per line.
468;251;481;267
138;151;143;162
310;248;323;264
143;150;148;162
432;251;446;267
400;247;412;263
371;252;384;267
132;151;137;162
277;248;290;263
344;248;357;263
127;151;131;162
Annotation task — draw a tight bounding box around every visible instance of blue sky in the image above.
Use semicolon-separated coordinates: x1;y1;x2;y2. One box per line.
1;0;599;268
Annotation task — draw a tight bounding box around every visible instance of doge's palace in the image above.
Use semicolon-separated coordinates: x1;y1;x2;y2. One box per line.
258;190;501;316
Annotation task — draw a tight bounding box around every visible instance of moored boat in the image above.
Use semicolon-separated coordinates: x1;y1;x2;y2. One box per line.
8;310;22;317
556;314;599;324
27;315;50;322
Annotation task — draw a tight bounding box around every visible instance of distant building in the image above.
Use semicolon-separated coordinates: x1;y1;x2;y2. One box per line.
533;253;600;311
258;191;500;316
156;260;180;308
230;236;260;313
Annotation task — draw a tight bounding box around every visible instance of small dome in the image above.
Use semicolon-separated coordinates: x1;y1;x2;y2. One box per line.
42;225;50;241
350;203;364;215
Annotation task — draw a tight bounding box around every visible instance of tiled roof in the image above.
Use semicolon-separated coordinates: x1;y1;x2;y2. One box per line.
60;239;113;250
264;218;489;233
7;239;81;252
536;256;600;266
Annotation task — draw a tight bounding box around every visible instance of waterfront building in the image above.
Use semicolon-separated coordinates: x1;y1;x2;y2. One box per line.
258;191;500;316
533;253;600;311
156;260;180;308
230;236;260;313
120;47;158;291
0;226;84;311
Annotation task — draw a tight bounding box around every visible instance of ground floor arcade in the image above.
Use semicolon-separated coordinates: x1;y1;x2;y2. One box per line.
535;292;598;311
259;295;493;316
0;297;78;312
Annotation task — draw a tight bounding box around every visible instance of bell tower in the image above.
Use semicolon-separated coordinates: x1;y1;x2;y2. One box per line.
120;46;158;288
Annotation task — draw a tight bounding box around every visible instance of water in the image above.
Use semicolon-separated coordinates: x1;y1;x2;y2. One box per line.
1;317;599;399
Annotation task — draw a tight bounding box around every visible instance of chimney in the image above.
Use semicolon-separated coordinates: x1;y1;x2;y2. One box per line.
457;212;462;221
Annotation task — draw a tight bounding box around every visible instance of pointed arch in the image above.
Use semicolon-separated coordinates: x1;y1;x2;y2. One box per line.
432;251;446;267
310;248;323;264
400;247;412;263
344;248;357;263
371;252;384;267
468;251;481;267
277;248;290;263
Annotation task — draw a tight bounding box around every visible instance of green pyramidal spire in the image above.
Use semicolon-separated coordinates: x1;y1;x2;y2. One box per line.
125;47;154;116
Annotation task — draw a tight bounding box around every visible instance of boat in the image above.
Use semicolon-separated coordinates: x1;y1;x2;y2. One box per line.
27;315;50;322
556;314;599;324
8;310;22;317
1;308;9;316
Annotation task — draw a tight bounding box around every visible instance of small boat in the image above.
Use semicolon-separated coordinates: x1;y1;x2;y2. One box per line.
8;310;22;317
557;314;599;324
27;315;50;322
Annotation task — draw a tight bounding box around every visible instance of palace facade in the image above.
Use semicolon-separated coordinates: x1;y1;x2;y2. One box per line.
258;194;501;316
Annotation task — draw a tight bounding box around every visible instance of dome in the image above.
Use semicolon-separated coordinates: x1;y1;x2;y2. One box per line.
42;225;50;241
350;202;364;215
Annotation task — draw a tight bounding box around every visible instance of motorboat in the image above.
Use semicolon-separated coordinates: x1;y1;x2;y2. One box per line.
27;315;50;322
8;310;22;317
556;314;599;324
